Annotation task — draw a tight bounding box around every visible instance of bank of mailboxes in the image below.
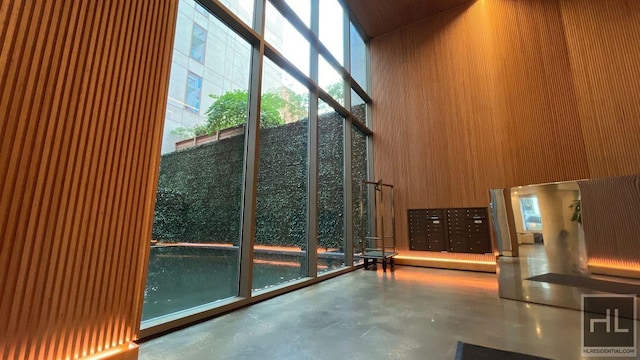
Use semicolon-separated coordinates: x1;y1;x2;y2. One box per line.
408;207;491;254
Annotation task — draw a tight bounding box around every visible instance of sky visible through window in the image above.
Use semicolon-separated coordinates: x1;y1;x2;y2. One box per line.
274;0;347;97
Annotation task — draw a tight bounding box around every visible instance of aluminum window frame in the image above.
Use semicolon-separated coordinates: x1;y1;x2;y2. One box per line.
140;0;373;338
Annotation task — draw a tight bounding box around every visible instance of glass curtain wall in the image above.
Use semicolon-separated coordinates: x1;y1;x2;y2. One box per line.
319;0;344;65
319;56;344;106
265;2;310;76
351;125;369;261
142;0;372;332
350;22;367;91
283;0;310;27
253;58;309;292
318;100;345;273
143;0;250;322
218;0;254;27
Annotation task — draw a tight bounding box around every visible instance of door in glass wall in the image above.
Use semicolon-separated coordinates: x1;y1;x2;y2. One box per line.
253;58;309;292
142;0;250;322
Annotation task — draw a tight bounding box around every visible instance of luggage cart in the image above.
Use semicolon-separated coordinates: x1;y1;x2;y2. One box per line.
359;180;397;272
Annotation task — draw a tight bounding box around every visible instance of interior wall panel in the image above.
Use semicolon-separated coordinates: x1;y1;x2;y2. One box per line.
371;0;640;254
0;1;178;359
484;0;589;186
578;176;640;267
371;3;502;251
560;0;640;177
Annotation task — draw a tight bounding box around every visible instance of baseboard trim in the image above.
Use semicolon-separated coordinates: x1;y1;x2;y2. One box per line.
589;264;640;280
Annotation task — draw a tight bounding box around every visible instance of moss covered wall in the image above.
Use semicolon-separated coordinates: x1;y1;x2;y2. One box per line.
153;110;367;249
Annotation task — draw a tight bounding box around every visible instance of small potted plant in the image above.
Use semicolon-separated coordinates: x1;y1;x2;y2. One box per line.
569;200;581;224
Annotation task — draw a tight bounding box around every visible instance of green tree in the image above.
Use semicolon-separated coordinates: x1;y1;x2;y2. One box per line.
278;88;307;123
204;90;253;132
170;88;308;138
171;123;210;138
205;88;308;133
326;82;344;103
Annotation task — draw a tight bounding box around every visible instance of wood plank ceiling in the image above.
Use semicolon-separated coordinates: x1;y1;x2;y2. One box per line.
344;0;474;38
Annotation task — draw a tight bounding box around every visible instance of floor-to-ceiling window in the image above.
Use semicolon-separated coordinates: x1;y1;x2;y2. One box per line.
143;0;250;323
351;124;369;261
253;58;309;291
142;0;372;335
318;100;346;273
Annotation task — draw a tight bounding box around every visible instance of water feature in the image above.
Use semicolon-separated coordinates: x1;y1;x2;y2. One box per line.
142;245;344;321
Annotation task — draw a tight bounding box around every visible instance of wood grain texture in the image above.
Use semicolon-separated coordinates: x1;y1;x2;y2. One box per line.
578;176;640;265
560;0;640;177
0;1;178;359
371;0;640;253
344;0;473;38
372;1;507;252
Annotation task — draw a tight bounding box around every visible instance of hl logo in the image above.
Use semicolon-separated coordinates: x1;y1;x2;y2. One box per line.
590;308;630;333
582;294;636;358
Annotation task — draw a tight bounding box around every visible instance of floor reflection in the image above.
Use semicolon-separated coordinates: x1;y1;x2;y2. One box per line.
498;244;640;319
388;266;498;291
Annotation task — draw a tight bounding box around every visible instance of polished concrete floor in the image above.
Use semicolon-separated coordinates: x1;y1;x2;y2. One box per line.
499;244;640;317
138;266;606;360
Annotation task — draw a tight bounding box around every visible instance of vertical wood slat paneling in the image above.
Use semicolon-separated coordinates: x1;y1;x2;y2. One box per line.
62;1;109;357
86;0;116;352
486;0;590;186
371;0;640;254
117;0;145;347
19;3;69;359
371;2;498;252
2;2;46;359
578;176;640;265
560;0;640;178
73;1;109;353
0;3;33;323
0;1;178;359
100;0;133;352
31;3;86;359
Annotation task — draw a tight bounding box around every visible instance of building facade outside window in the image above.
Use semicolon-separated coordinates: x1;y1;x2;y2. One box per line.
185;71;203;112
195;2;209;16
190;23;207;63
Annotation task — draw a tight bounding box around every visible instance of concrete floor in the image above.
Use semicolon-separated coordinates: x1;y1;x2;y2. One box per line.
138;266;597;360
499;244;640;320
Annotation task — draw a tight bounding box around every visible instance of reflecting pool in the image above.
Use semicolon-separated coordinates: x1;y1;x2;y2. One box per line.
142;246;344;321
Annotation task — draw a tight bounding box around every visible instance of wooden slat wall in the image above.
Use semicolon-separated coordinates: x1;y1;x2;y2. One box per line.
484;0;590;186
371;0;640;253
578;176;640;265
0;1;178;359
560;0;640;178
371;3;500;255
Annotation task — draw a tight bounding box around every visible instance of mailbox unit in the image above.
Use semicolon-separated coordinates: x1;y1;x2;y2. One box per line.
408;207;491;254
